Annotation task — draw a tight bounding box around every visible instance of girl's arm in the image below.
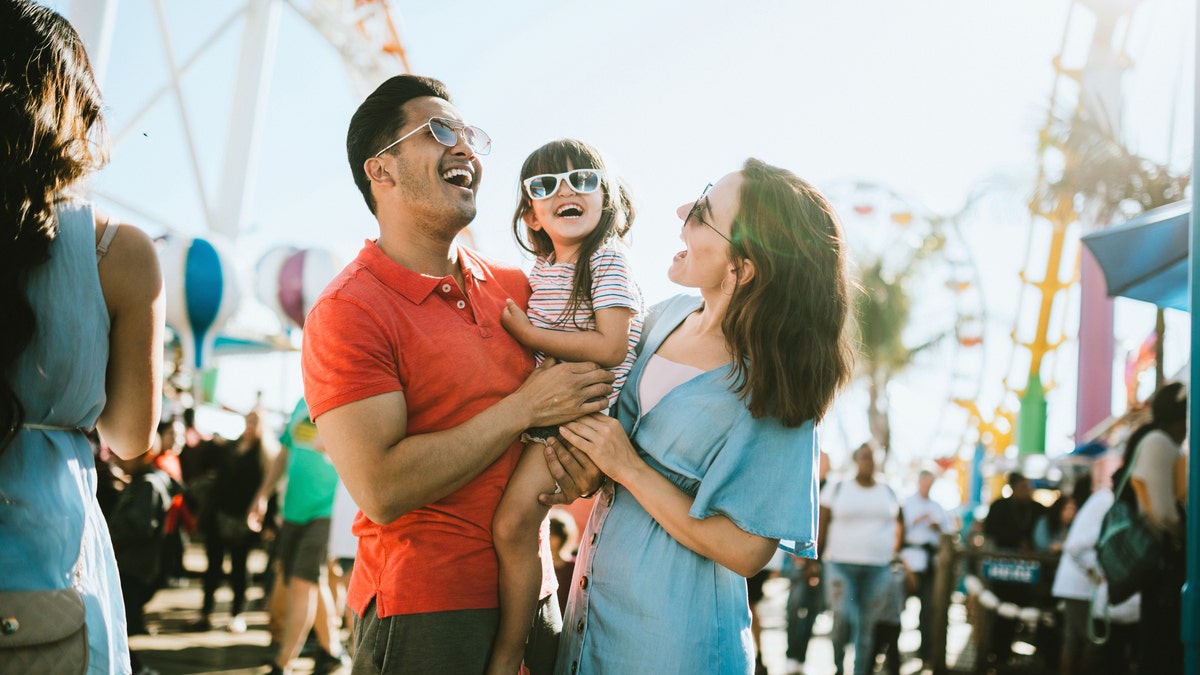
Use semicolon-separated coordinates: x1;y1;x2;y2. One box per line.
501;300;632;368
556;414;777;577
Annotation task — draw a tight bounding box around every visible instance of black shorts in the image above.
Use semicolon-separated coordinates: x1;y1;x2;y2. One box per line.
747;568;771;604
351;594;561;674
276;518;331;584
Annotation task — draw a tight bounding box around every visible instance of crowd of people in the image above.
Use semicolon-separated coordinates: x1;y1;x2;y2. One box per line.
0;2;1191;675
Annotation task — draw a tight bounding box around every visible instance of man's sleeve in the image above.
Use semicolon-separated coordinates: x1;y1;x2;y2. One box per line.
302;296;405;420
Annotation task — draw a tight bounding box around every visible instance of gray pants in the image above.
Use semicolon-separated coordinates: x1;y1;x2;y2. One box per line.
350;594;561;675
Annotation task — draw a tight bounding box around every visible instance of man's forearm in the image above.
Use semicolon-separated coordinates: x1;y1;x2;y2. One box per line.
356;395;531;523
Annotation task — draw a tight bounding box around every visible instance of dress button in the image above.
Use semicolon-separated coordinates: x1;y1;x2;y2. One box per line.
576;618;585;633
456;300;466;309
441;283;452;293
579;576;588;589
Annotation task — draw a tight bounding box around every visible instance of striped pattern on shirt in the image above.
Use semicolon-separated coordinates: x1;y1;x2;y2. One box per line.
527;245;644;403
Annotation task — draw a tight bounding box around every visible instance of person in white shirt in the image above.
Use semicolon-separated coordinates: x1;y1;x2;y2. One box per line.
900;469;950;663
1051;472;1139;675
1121;381;1186;674
817;444;903;675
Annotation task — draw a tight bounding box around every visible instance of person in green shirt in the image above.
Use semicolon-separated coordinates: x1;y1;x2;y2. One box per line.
250;399;349;675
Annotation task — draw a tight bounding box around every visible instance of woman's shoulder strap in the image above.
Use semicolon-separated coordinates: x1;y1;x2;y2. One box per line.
95;218;118;262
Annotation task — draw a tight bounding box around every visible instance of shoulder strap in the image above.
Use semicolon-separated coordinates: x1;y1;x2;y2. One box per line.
1114;433;1149;499
144;470;173;511
95;219;117;262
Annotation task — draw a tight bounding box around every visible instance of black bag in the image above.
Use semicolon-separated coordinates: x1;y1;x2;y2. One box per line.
1095;439;1161;605
216;511;253;544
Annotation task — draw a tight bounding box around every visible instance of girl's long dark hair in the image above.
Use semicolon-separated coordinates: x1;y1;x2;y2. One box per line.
511;139;633;327
0;0;108;451
722;158;854;428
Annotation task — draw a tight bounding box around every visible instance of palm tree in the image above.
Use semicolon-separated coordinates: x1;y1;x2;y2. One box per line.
1042;104;1189;395
853;229;948;461
1039;105;1189;226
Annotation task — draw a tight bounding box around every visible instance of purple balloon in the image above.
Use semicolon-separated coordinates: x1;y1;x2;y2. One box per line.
279;250;306;328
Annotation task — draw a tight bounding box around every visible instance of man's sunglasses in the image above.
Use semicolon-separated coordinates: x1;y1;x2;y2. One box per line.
374;117;492;157
522;169;604;200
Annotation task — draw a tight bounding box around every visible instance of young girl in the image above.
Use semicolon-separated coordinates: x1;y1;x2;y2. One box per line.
489;139;643;675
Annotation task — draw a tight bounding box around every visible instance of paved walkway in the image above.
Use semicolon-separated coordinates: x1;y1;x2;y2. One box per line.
131;546;960;674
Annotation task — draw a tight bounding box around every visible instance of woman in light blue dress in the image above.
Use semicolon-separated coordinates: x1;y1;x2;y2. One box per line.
0;3;166;673
550;159;854;674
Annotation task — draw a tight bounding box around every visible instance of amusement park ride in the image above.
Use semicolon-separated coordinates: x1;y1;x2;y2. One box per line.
68;0;411;381
825;0;1188;504
68;1;1183;488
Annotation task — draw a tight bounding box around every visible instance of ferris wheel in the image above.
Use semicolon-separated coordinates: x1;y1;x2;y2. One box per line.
69;0;410;240
822;179;988;463
63;0;411;393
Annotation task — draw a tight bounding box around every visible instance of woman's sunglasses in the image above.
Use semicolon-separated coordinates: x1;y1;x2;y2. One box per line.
374;117;492;157
522;169;604;200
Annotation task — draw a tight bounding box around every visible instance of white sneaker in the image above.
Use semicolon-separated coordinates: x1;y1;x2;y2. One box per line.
227;615;247;634
784;658;804;674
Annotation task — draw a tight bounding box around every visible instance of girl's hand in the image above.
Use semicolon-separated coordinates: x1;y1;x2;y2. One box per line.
556;413;639;482
500;299;533;340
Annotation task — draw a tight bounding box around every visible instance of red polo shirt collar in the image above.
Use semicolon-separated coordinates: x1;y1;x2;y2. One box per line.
361;239;488;305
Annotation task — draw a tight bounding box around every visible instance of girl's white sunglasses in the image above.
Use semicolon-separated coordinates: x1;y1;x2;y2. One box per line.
522;169;604;200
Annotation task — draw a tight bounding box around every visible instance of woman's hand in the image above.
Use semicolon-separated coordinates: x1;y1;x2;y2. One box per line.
556;413;640;482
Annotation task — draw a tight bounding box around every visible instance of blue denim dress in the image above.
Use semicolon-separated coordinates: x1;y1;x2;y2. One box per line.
555;295;820;674
0;201;130;674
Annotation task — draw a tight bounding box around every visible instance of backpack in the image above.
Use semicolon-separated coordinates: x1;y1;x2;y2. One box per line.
1095;437;1161;606
109;468;178;586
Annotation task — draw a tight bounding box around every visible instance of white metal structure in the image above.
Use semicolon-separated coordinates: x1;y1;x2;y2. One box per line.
69;0;409;239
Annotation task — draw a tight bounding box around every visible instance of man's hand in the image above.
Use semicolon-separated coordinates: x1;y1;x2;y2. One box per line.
538;437;606;506
515;358;614;429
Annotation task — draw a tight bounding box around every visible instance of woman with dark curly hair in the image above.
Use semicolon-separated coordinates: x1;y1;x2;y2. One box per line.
546;159;854;674
0;1;165;672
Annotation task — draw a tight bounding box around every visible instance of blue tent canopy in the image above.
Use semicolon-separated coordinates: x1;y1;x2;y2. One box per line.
1080;200;1190;312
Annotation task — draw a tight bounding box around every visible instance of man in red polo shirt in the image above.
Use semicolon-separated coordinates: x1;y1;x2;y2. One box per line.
301;75;612;675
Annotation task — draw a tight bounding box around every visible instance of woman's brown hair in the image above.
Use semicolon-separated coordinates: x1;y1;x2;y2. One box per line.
722;158;854;427
0;0;109;450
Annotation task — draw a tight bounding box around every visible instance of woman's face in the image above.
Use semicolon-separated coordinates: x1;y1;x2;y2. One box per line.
1061;499;1077;525
668;171;742;290
854;446;876;479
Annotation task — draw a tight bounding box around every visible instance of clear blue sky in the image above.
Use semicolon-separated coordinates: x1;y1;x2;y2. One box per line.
47;0;1195;475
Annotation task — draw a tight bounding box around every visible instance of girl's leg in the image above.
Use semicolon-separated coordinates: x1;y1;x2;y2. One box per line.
487;442;556;675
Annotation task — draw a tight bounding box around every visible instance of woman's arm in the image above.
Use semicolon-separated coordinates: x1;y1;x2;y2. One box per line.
1131;432;1182;533
557;413;777;577
96;221;165;460
501;301;632;368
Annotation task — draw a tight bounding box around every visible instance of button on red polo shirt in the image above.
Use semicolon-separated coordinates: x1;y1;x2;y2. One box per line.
303;240;555;617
